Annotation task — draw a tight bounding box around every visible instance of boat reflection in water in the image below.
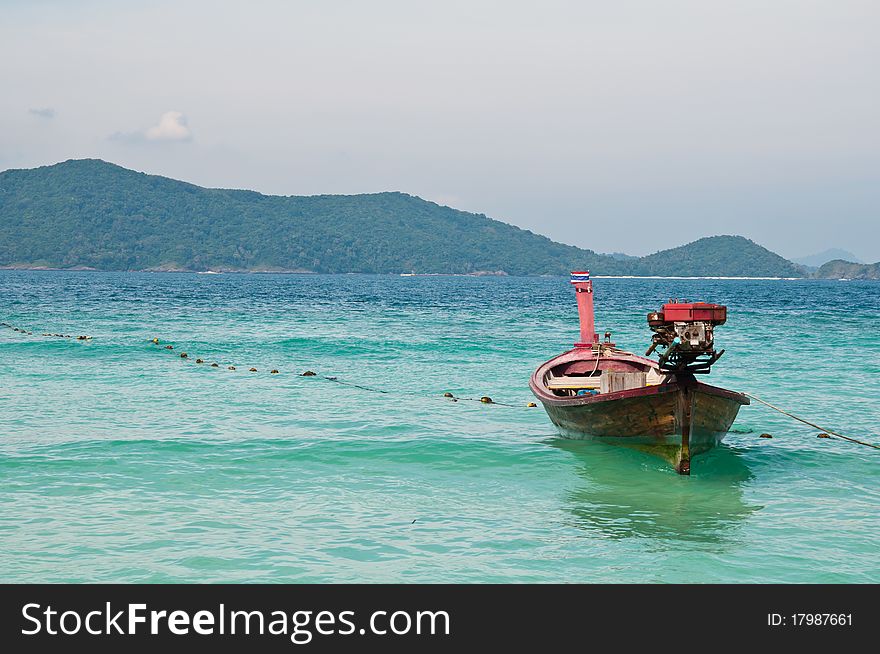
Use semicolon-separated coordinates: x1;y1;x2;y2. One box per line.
550;437;760;543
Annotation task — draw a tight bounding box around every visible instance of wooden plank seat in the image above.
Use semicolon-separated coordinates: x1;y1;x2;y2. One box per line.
546;375;602;390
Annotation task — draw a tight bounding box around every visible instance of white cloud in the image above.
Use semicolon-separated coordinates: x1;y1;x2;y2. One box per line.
144;111;191;141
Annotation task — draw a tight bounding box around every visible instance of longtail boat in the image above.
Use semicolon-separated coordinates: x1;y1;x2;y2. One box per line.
530;272;748;474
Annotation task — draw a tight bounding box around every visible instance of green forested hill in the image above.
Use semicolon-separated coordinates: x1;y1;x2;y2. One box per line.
629;235;805;278
0;159;804;277
0;159;613;275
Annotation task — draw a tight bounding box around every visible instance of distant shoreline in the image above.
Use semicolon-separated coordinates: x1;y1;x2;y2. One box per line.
0;266;825;280
0;265;316;275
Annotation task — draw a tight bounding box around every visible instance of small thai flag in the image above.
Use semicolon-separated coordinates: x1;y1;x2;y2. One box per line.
570;271;591;283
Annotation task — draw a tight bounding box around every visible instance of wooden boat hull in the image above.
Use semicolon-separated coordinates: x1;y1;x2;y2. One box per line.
531;366;749;473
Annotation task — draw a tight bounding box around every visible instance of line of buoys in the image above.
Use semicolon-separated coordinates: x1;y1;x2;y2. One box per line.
7;328;539;408
145;337;535;408
150;338;291;376
448;393;538;409
439;391;520;408
2;321;90;341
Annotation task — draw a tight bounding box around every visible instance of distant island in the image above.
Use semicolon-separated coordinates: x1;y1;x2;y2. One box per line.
0;158;823;278
814;260;880;280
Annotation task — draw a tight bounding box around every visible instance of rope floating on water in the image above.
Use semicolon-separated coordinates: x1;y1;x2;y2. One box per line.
151;338;532;406
744;392;880;451
31;325;875;436
147;338;531;405
148;339;880;428
3;326;536;407
12;328;876;435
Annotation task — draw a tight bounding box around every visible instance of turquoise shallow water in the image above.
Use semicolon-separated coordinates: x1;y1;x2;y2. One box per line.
0;271;878;583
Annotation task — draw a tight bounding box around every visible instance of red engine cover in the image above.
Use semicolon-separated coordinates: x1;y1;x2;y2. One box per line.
662;302;727;323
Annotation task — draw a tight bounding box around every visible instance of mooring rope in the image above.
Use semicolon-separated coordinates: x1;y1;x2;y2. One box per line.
744;392;880;451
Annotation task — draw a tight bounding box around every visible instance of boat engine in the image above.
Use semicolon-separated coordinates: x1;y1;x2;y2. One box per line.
646;301;727;373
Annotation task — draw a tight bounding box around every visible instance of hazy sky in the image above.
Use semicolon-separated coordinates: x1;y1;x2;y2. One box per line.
2;0;878;260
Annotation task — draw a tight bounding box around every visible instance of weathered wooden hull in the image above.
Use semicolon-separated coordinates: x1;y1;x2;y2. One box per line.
530;351;749;474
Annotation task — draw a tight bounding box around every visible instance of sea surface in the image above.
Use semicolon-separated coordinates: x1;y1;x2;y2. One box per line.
1;271;878;583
